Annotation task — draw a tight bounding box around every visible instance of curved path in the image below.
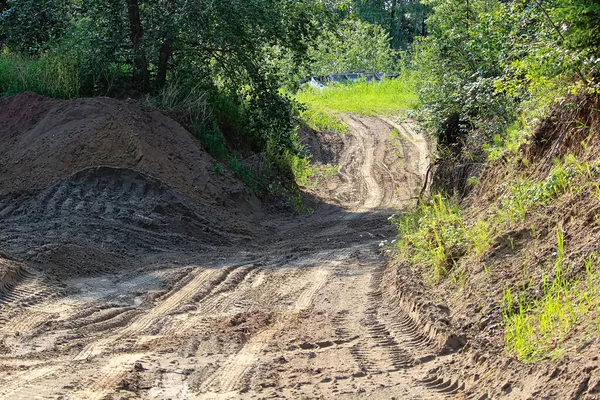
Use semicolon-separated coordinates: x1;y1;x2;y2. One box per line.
0;116;468;400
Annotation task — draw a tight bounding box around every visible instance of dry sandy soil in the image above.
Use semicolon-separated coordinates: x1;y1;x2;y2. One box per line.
0;93;469;399
9;93;594;400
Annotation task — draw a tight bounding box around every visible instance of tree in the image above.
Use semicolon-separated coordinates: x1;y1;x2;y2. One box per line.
0;0;72;53
342;0;430;50
125;0;149;92
307;20;394;75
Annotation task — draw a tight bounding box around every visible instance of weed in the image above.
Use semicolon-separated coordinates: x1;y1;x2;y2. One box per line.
468;219;492;259
503;231;600;362
299;164;340;188
394;194;466;281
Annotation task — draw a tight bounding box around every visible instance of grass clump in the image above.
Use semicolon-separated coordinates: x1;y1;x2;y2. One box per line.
503;229;600;362
394;194;467;281
498;155;600;224
394;193;499;282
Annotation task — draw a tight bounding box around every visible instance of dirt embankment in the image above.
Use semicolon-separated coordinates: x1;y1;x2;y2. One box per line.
0;93;255;207
393;94;600;399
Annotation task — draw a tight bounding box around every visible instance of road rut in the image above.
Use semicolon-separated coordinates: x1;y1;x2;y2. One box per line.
0;116;466;399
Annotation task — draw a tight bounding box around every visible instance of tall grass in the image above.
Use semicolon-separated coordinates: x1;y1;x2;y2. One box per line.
0;51;82;98
394;194;467;281
503;230;600;362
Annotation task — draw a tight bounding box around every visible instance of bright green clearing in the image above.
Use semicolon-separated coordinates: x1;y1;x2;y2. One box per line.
295;76;419;132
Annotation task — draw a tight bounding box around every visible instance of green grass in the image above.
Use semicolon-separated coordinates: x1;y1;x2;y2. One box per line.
0;51;82;98
295;74;419;134
394;194;468;281
498;155;599;224
298;107;348;134
484;116;531;161
392;155;598;282
468;219;493;260
296;76;419;116
503;230;600;362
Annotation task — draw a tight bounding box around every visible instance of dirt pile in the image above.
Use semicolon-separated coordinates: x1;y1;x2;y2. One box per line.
0;93;257;209
0;93;262;276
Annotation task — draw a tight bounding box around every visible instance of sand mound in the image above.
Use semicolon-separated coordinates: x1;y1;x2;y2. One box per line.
0;93;263;276
0;93;256;209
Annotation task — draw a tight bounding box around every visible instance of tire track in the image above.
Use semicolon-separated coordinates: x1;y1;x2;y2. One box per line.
164;266;262;336
344;116;385;211
75;259;262;361
0;311;54;334
0;366;58;399
197;266;331;397
73;268;220;361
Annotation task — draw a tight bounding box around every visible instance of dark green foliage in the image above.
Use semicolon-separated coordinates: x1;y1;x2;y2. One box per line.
340;0;430;50
551;0;600;53
0;0;327;160
410;0;599;163
0;0;72;53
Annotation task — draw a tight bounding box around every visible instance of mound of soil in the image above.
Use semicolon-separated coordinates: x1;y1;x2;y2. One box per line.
0;93;257;210
297;127;344;166
0;93;263;277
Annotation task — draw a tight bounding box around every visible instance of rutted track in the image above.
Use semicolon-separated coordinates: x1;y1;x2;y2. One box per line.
0;115;465;399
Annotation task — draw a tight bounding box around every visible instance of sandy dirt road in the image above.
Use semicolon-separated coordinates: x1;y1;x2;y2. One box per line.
0;115;468;399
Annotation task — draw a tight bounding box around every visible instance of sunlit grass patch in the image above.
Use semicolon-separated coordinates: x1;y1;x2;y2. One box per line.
393;194;467;281
503;229;600;362
299;107;348;134
296;76;419;116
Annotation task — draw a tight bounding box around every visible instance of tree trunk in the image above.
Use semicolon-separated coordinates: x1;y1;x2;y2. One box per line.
390;0;397;47
156;38;172;90
390;0;397;31
126;0;149;92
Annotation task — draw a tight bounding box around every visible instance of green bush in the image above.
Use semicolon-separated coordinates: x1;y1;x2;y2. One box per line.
307;20;395;76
